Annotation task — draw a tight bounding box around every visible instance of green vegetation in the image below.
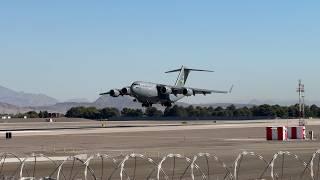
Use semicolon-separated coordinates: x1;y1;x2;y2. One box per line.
63;104;320;120
163;104;320;118
65;107;162;119
12;111;61;119
100;107;120;119
25;111;39;118
121;108;143;117
145;107;163;117
65;107;120;119
3;104;320;120
39;111;50;118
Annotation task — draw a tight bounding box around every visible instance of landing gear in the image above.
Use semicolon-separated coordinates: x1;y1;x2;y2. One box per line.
162;102;172;108
142;103;152;107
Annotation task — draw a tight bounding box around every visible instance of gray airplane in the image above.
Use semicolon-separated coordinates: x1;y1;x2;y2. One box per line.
100;66;233;107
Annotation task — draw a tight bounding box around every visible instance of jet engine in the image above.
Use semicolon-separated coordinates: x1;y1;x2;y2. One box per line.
110;89;120;97
182;88;194;96
160;86;172;94
121;87;131;95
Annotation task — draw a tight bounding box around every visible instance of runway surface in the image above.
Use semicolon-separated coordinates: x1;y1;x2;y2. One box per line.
1;118;319;137
0;118;319;155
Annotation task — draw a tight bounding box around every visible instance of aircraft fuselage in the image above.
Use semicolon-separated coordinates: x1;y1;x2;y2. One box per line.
130;81;184;106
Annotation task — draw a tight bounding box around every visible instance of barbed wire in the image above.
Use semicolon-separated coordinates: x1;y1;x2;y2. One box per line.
0;150;320;180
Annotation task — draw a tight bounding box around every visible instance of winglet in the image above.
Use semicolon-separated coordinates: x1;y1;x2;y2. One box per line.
229;85;234;93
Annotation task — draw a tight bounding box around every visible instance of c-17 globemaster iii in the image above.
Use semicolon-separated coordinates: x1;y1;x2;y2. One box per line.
100;66;233;107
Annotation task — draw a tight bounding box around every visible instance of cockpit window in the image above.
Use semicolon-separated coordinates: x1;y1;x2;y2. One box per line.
132;82;140;86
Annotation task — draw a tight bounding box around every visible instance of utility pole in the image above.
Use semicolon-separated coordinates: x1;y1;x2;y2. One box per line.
297;80;305;126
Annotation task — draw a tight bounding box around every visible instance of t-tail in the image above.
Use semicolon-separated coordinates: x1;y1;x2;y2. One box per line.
165;65;214;87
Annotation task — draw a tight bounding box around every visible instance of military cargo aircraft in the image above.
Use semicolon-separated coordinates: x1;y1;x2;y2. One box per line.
100;66;233;107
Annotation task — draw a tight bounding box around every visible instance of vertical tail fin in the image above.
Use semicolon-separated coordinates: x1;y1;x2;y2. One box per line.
165;66;214;87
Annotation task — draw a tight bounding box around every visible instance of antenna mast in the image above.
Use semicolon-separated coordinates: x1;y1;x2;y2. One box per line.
297;80;306;126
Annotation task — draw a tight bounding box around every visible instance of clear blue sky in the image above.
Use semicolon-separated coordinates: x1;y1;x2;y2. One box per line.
0;1;319;103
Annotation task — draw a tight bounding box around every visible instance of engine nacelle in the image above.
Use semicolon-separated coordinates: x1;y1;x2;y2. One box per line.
182;88;194;96
121;87;131;95
160;86;172;94
110;89;120;97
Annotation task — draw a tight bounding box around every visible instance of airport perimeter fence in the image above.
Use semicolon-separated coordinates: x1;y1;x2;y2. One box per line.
1;150;320;180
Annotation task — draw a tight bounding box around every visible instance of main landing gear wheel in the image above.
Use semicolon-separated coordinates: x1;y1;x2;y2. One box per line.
142;103;152;107
162;102;172;107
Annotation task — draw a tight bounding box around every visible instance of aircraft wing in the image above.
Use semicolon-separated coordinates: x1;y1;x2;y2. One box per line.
99;86;132;97
171;85;233;95
99;91;111;95
191;88;229;94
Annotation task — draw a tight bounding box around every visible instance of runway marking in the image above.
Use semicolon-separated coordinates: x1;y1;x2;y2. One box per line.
223;138;265;141
79;135;266;143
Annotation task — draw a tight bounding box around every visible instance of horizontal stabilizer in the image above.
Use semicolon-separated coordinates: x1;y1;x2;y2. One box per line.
165;68;214;73
165;66;214;86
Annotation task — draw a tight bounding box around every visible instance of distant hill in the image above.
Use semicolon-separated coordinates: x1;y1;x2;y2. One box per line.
34;96;143;113
0;94;152;114
94;96;142;109
0;85;58;107
0;102;32;114
65;98;90;103
33;102;91;113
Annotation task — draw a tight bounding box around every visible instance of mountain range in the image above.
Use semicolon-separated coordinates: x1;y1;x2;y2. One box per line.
0;85;158;113
0;85;58;107
34;96;144;113
0;102;32;114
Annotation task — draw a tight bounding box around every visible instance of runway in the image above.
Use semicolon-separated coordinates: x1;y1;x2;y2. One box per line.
1;118;319;137
0;118;319;155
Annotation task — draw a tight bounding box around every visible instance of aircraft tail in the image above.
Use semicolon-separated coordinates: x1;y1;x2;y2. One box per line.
165;66;214;86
